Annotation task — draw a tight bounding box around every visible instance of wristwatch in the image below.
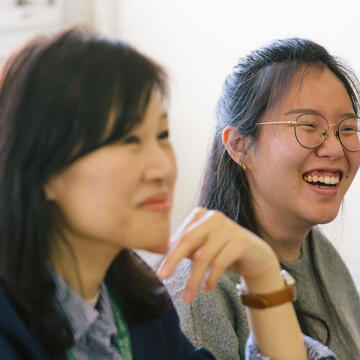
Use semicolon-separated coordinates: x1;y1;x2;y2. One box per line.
236;269;296;309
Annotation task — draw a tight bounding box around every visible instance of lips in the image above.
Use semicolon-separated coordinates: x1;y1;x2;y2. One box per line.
137;193;171;212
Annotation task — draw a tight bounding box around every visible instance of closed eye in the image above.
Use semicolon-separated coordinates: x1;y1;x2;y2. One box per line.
158;130;169;140
123;135;140;144
297;123;317;129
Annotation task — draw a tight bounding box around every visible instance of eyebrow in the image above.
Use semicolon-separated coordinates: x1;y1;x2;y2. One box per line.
284;108;357;118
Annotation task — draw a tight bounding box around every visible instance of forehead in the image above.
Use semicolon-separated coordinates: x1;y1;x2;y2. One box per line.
144;90;167;119
103;90;167;141
277;66;354;116
136;90;168;130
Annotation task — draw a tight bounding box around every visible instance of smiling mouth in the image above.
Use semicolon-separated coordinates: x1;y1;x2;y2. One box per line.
302;170;342;188
138;193;171;212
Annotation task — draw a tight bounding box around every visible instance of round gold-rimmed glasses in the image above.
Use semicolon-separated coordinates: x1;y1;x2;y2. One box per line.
257;113;360;152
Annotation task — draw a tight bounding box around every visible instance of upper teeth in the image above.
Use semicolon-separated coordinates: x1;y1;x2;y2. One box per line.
303;175;339;184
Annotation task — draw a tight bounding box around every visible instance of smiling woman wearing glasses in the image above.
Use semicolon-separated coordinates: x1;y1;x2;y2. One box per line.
166;38;360;360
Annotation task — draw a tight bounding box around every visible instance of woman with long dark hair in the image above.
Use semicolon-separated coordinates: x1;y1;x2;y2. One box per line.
166;38;360;359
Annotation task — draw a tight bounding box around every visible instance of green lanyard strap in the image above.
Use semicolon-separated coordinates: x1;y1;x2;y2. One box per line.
107;287;133;360
66;286;133;360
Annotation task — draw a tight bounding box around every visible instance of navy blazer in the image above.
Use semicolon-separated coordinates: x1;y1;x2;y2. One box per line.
0;289;214;360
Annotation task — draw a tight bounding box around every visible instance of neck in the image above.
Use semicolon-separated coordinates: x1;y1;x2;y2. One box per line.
253;202;311;264
49;233;121;300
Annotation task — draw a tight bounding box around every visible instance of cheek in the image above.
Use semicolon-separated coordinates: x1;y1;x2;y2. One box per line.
349;153;360;174
250;134;297;173
127;216;171;253
169;152;177;187
343;153;360;190
248;134;309;198
52;161;139;236
163;143;177;176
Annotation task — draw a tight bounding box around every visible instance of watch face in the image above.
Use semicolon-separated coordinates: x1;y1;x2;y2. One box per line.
280;269;296;285
280;269;297;302
235;283;244;297
292;286;298;302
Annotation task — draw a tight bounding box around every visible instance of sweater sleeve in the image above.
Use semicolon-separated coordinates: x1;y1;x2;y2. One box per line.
165;259;249;360
245;332;337;360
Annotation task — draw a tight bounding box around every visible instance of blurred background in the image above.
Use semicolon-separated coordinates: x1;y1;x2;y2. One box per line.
1;0;360;279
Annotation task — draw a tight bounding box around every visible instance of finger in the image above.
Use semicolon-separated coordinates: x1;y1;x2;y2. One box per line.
182;231;228;303
157;209;216;279
170;207;207;242
157;209;215;279
203;239;248;292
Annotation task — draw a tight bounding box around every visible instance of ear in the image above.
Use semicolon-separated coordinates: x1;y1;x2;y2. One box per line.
222;126;248;167
43;179;57;201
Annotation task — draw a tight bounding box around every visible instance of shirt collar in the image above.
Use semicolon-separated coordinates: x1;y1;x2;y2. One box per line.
52;273;117;343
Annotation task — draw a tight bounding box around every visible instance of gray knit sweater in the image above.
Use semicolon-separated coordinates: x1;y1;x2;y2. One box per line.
165;229;360;360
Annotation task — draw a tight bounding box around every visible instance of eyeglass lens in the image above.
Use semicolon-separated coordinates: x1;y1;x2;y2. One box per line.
295;114;360;151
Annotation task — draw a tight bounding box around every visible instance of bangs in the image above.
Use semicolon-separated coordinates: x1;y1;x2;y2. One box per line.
29;31;168;170
259;61;358;116
97;78;167;150
257;63;324;113
69;71;167;165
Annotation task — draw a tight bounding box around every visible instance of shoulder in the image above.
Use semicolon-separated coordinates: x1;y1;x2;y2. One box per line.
309;227;349;271
0;335;19;360
0;290;18;358
310;228;335;248
130;307;214;359
309;228;345;263
0;288;23;333
0;289;53;360
107;250;173;324
309;228;360;301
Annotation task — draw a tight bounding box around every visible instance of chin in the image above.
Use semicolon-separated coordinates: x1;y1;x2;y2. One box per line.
141;232;170;254
309;210;340;225
149;242;169;255
140;241;169;255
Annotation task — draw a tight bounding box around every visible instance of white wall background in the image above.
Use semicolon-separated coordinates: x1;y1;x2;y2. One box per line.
114;0;360;269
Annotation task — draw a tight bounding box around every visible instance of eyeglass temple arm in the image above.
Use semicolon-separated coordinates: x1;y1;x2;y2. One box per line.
256;121;296;126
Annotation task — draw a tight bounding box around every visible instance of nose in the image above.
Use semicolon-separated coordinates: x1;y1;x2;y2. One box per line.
316;126;344;160
143;142;177;183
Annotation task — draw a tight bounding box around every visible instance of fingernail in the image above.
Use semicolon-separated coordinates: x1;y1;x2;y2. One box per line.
183;289;193;303
203;283;210;293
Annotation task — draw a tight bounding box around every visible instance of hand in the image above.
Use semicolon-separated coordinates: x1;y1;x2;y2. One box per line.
157;207;280;303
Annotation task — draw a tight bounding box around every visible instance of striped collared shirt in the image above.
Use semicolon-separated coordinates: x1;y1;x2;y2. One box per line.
53;274;123;360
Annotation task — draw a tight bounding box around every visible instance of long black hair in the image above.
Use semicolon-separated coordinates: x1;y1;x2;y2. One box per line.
0;28;170;353
198;38;360;345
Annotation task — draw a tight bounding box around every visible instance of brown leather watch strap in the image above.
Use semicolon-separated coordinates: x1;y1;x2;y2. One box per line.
239;283;296;309
237;269;297;309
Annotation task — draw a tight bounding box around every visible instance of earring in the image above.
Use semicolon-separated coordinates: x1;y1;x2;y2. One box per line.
239;161;246;171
